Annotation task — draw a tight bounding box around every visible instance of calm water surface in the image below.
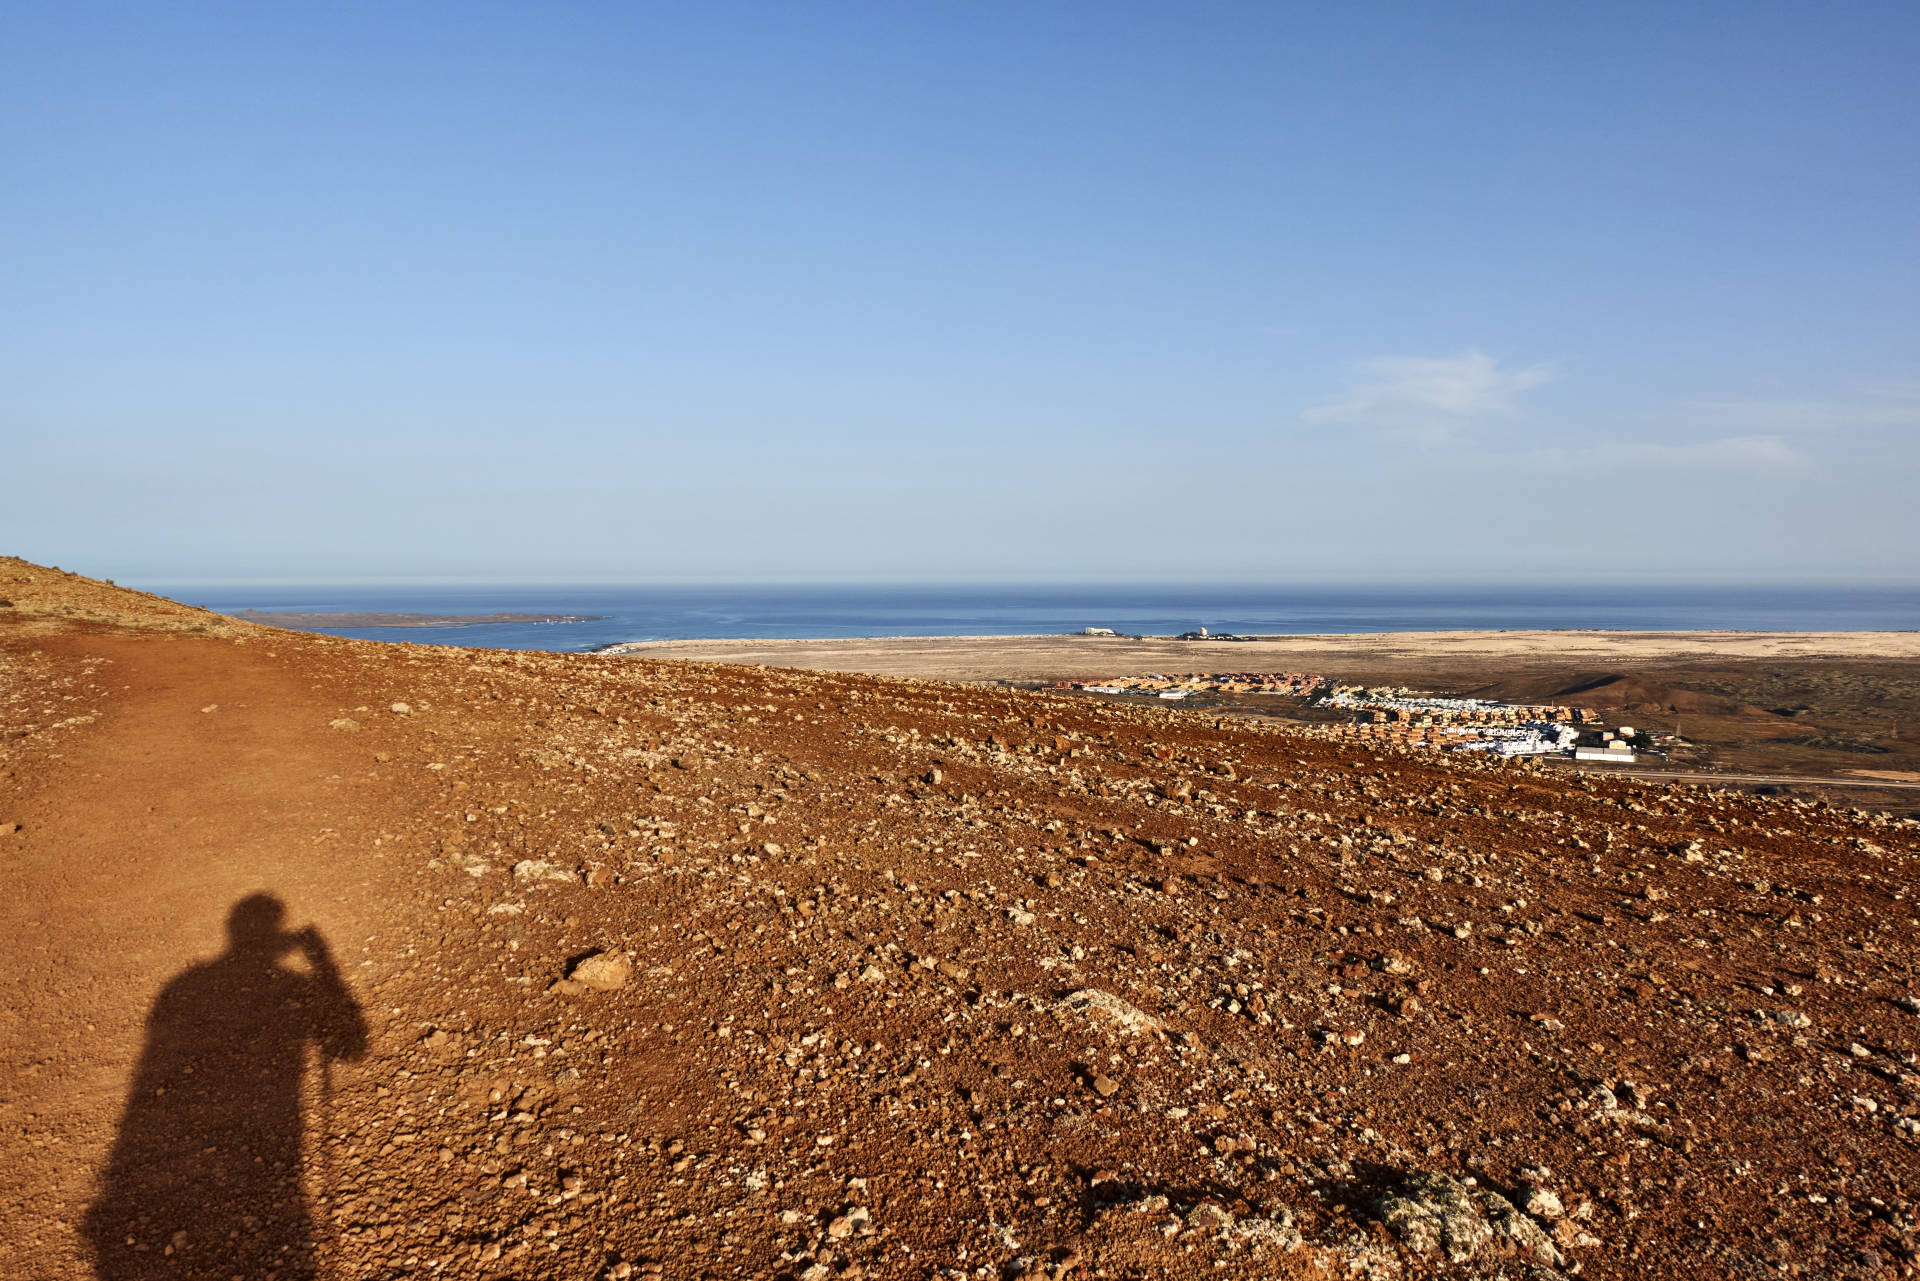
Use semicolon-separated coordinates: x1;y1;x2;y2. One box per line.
136;584;1920;654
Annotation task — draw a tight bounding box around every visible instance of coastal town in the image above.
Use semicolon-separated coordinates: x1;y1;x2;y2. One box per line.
1046;670;1324;699
1048;671;1649;763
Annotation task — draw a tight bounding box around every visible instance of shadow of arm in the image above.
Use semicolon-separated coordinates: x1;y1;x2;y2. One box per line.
299;927;368;1062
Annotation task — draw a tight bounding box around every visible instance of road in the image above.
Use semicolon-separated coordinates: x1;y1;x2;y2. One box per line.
1547;762;1920;790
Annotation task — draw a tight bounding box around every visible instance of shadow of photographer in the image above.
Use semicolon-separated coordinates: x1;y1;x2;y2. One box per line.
84;894;367;1279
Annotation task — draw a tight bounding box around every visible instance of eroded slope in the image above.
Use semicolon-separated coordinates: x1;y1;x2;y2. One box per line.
1;562;1916;1281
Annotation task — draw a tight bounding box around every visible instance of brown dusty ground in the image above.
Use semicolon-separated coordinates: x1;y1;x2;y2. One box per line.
608;635;1920;813
3;558;1919;1281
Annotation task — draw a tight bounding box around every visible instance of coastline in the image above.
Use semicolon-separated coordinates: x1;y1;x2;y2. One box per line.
599;628;1920;796
595;628;1920;681
230;610;602;629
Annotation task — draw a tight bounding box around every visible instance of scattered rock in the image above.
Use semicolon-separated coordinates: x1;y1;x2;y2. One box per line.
1234;1208;1302;1251
1377;1168;1571;1269
1478;1186;1567;1267
1515;1163;1556;1189
1519;1186;1565;1220
421;1028;462;1059
568;951;633;992
1054;989;1164;1037
826;1205;871;1238
14;555;1913;1280
513;859;576;883
1378;1172;1492;1263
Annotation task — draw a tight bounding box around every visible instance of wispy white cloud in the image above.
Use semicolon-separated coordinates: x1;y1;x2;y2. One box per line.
1304;350;1551;441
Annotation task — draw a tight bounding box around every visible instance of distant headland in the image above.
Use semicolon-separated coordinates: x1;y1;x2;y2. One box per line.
229;609;601;629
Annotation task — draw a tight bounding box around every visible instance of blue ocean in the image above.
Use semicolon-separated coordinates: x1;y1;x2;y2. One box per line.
134;584;1920;654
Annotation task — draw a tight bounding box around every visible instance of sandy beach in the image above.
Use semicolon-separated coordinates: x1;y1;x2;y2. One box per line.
603;630;1920;793
599;629;1920;682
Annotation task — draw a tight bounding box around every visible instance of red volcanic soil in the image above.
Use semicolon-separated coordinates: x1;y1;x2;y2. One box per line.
1;557;1918;1280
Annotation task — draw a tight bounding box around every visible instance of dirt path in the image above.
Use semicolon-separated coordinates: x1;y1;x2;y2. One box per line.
0;630;405;1278
5;566;1919;1280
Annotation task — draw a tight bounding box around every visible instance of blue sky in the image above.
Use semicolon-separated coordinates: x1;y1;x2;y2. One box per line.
5;2;1917;583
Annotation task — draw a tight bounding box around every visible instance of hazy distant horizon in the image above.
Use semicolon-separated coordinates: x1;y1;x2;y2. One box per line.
128;571;1920;591
129;580;1920;653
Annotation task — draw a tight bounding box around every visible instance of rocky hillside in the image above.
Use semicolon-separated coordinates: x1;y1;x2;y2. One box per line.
2;560;1917;1280
0;556;251;636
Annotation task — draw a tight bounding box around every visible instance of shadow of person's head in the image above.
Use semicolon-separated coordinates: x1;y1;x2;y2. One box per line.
228;892;294;956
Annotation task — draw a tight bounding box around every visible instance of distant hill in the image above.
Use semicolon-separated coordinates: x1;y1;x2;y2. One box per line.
0;556;252;635
228;609;601;629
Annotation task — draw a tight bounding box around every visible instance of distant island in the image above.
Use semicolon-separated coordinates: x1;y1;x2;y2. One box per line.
230;609;602;629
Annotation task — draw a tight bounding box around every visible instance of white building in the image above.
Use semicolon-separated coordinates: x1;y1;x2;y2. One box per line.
1574;746;1636;764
